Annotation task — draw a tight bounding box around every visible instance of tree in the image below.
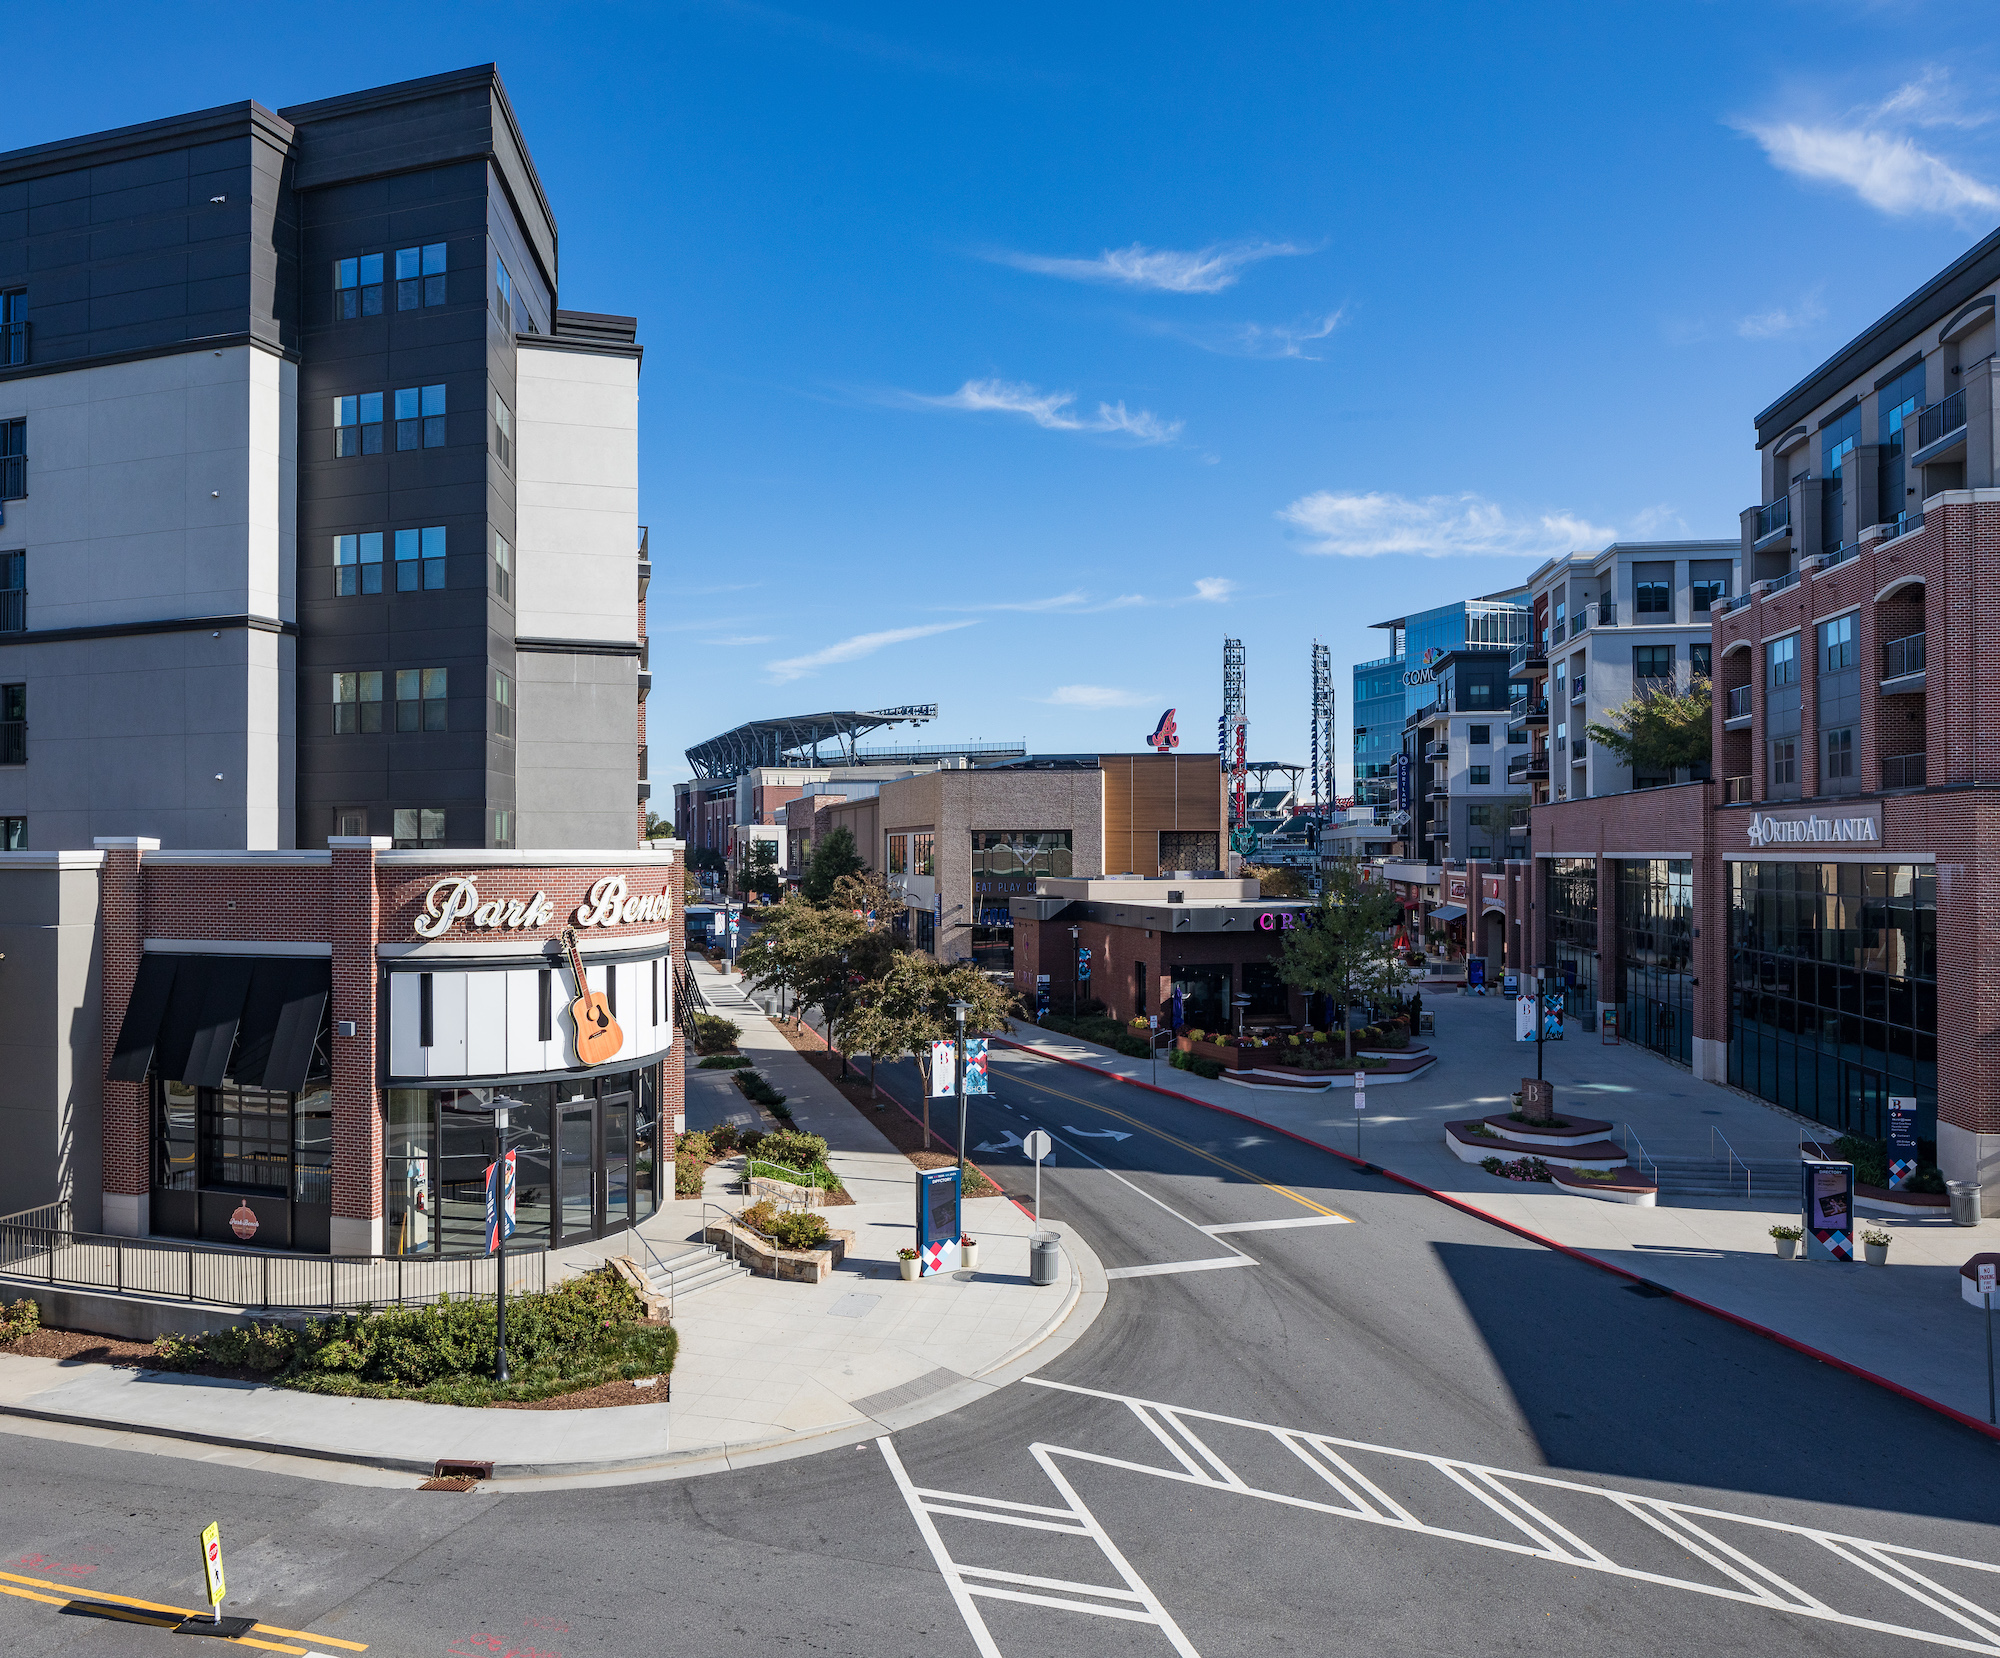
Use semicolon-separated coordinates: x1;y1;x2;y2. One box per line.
801;826;865;903
1586;677;1712;775
737;895;866;1027
840;954;1015;1146
742;840;783;902
1243;862;1311;899
1274;856;1408;1061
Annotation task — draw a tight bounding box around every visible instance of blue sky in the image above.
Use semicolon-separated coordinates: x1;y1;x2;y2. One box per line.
7;3;2000;790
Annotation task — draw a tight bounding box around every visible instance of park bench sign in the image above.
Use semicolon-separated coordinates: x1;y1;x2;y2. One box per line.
413;874;673;939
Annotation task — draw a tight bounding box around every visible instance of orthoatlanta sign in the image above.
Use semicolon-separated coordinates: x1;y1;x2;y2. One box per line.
1743;810;1880;848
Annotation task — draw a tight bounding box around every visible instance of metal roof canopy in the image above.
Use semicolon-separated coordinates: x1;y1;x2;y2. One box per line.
683;706;937;779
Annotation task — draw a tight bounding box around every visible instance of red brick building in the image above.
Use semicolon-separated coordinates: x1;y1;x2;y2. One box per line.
4;837;683;1257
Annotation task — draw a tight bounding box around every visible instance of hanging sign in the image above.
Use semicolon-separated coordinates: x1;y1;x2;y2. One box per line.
963;1039;990;1095
1886;1097;1919;1190
229;1203;259;1241
484;1150;517;1254
929;1039;957;1097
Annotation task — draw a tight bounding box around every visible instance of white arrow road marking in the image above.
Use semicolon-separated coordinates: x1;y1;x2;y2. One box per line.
1104;1257;1258;1281
1064;1127;1133;1140
974;1131;1025;1154
1201;1215;1355;1235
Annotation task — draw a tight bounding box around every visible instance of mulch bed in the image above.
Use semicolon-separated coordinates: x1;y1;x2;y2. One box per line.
773;1025;1003;1199
2;1327;160;1366
492;1374;669;1410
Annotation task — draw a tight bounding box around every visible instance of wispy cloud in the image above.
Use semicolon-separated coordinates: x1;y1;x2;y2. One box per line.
1277;490;1614;559
764;621;975;684
1737;289;1827;339
1736;71;2000;219
1153;309;1346;360
941;578;1232;616
1039;684;1155;710
909;379;1182;445
1193;577;1236;602
1629;505;1690;538
700;634;775;647
989;239;1310;294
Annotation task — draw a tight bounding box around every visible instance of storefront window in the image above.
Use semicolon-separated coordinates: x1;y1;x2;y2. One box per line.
887;834;908;875
158;1082;198;1191
635;1066;660;1223
1241;962;1290;1019
1618;860;1692;1064
293;1085;332;1206
201;1084;291;1193
1173;964;1232;1032
1729;861;1936;1141
386;1088;438;1255
1546;859;1598;1032
910;833;935;876
972;831;1072;879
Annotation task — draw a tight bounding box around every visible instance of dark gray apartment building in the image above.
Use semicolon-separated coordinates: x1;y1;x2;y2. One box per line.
0;66;647;850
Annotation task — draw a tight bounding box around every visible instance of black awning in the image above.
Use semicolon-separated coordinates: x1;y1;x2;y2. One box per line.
234;959;331;1095
106;954;330;1093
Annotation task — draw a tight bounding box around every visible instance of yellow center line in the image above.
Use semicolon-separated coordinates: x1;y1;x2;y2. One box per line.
999;1071;1352;1222
0;1567;358;1652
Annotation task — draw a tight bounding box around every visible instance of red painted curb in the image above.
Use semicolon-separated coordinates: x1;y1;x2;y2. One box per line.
994;1036;2000;1444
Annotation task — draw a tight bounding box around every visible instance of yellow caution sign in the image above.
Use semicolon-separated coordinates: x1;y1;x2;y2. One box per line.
199;1522;225;1610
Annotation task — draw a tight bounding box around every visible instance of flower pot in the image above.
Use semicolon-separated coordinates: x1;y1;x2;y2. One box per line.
959;1240;979;1271
899;1257;920;1281
1774;1237;1798;1260
1864;1242;1889;1267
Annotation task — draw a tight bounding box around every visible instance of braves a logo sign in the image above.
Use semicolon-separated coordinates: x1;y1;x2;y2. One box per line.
1146;709;1180;752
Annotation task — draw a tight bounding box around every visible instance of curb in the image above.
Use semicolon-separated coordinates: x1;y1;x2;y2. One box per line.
994;1035;2000;1445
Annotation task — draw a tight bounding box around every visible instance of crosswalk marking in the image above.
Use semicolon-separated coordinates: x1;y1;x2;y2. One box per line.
1104;1257;1257;1280
1200;1215;1354;1235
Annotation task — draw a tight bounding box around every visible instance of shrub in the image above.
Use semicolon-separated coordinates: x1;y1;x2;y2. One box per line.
704;1122;740;1155
738;1128;767;1155
769;1211;830;1251
677;1129;713;1164
0;1298;41;1343
738;1199;780;1234
1862;1228;1892;1248
758;1128;829;1170
1171;1049;1223;1080
674;1153;706;1198
698;1054;754;1070
733;1071;788;1109
691;1013;741;1055
1769;1224;1803;1241
1478;1155;1552;1182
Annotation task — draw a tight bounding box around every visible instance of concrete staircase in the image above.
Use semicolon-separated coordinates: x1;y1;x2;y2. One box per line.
641;1239;751;1306
1644;1154;1799;1200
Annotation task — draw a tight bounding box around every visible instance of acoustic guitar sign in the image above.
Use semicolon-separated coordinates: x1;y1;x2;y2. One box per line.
561;926;624;1066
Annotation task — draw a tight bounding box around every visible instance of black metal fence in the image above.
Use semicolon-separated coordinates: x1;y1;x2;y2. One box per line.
1917;389;1965;450
0;1202;547;1312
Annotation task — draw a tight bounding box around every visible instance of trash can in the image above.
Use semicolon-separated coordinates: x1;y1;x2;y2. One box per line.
1030;1232;1063;1287
1948;1181;1982;1228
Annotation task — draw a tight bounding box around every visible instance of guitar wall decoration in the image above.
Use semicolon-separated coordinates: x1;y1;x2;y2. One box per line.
561;926;623;1065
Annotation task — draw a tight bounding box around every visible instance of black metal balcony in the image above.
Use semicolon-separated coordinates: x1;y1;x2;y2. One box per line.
1726;684;1751;721
0;720;23;765
1509;641;1547;675
0;589;21;634
1755;495;1790;540
1509;696;1548;726
1882;751;1926;790
0;455;21;502
1723;776;1751;803
1881;632;1925;685
0;320;24;368
1507;755;1548;783
1918;388;1966;450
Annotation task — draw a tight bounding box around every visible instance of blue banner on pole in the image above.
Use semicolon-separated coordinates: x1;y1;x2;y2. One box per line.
963;1039;989;1095
484;1150;517;1254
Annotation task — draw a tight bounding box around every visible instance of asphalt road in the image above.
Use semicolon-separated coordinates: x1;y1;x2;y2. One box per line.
1;1034;1997;1658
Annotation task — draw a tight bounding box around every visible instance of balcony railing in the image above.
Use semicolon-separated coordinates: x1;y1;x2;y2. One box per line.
0;589;21;634
1917;388;1966;450
1881;632;1925;682
1570;738;1586;761
1509;697;1549;723
1727;684;1751;720
1587;601;1617;629
1817;541;1858;570
0;720;24;765
637;744;648;781
0;320;24;368
1509;641;1546;673
1507;756;1548;782
1724;776;1752;803
1882;751;1926;790
1755;496;1791;540
1876;511;1924;544
1508;808;1530;833
0;455;21;501
1765;569;1800;594
1570;676;1587;702
1718;591;1754;615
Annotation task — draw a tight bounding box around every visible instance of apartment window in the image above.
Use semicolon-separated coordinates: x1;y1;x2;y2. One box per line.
494;257;514;334
333;809;369;837
395;385;447;450
0;550;23;633
0;682;23;764
492;807;514;849
395;243;447;310
1634;644;1673;685
334;253;384;319
335;393;383;457
395;526;447;592
1691;580;1724;612
332;671;383;734
1767;635;1798;688
493;533;512;600
886;833;908;875
334;533;384;595
910;832;934;876
1468;765;1491;786
1823;727;1856;791
0;289;24;366
0;816;24;850
1821;405;1861;554
1467;724;1491;746
1634;578;1670;615
1878;362;1925;526
396;668;448;732
1690;643;1711;679
1769;737;1798;786
1;417;27;499
1819;613;1856;672
393;808;447;849
494;671;514;737
1462;680;1494;706
493;394;514;468
1469;845;1492;861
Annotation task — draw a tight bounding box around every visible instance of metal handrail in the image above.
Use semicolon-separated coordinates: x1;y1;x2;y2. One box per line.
1621;1125;1659;1185
702;1199;749;1273
1917;388;1966;449
1710;1126;1750;1198
1881;632;1925;680
622;1222;676;1323
1881;751;1926;790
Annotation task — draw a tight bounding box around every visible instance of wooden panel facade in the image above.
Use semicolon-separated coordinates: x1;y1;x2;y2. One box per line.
1098;754;1223;875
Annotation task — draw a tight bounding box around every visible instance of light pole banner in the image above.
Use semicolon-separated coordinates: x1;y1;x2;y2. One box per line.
963;1039;989;1095
929;1039;957;1097
1515;988;1537;1042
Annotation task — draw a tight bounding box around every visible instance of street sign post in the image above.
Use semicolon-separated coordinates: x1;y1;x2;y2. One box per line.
1024;1128;1053;1232
1149;1013;1160;1085
179;1521;254;1636
1983;1262;1998;1425
1353;1071;1366;1158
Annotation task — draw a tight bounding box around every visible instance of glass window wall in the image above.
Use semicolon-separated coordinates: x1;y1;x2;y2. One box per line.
1617;860;1693;1064
1546;858;1598;1032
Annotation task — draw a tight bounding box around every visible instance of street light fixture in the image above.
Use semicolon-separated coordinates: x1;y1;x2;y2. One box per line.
949;997;973;1187
492;1104;512;1383
1068;925;1080;1019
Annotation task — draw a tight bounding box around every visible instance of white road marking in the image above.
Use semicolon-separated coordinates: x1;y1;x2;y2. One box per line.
1010;1378;2000;1655
1200;1215;1354;1236
1063;1126;1132;1140
1104;1257;1258;1281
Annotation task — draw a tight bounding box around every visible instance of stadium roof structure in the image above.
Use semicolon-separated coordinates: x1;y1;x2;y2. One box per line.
684;706;939;779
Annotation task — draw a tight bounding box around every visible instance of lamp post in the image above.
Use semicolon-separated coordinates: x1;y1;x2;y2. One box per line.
1069;925;1080;1019
492;1105;511;1384
949;998;972;1188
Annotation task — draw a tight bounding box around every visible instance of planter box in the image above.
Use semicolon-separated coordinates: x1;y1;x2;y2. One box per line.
1854;1181;1948;1218
1551;1165;1658;1207
1478;1112;1615;1151
704;1221;852;1284
1444;1121;1629;1173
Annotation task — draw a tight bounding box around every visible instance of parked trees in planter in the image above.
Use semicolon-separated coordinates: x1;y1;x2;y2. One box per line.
1275;857;1408;1063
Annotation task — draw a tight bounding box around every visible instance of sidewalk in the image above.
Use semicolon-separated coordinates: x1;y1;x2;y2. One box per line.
1000;996;2000;1431
0;964;1107;1485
